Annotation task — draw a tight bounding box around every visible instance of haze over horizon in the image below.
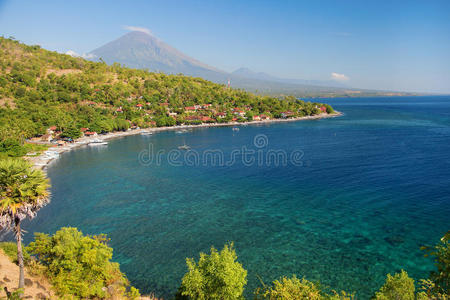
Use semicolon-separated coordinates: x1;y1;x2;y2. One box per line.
0;0;449;93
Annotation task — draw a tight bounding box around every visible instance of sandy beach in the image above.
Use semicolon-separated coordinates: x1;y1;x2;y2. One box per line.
27;112;342;171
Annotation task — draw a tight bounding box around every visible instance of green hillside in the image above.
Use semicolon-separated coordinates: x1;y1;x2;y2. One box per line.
0;37;333;157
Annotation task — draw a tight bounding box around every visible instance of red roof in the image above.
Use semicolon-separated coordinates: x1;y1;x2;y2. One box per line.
185;116;201;121
136;104;143;107
185;106;196;111
116;108;123;112
85;131;96;136
80;127;89;132
216;112;226;116
201;116;213;122
320;106;327;112
160;102;169;106
49;126;57;131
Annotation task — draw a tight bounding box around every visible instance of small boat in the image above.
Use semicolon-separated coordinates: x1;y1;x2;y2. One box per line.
232;127;240;131
88;138;108;146
175;129;189;134
43;150;60;158
178;144;191;150
141;131;153;135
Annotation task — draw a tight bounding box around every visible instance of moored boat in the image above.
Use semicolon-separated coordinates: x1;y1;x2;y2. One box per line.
88;138;108;146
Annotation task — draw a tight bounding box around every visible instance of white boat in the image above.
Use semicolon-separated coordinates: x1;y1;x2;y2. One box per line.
141;131;153;135
43;150;60;158
178;144;191;150
175;129;189;134
88;138;108;146
232;127;240;131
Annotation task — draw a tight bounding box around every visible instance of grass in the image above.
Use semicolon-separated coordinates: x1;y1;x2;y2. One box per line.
0;242;30;264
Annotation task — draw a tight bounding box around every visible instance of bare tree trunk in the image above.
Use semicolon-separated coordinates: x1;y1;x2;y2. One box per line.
14;218;25;289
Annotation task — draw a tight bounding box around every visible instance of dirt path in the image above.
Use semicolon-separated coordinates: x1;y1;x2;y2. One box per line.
0;250;53;299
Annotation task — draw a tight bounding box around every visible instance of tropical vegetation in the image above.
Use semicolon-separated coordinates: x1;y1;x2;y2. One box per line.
26;227;140;299
179;243;247;300
0;158;49;289
0;36;334;157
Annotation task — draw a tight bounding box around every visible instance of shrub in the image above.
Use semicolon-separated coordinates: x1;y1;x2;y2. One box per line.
0;138;27;157
180;242;247;300
255;275;322;300
374;270;415;300
422;231;450;294
0;242;30;264
26;227;139;299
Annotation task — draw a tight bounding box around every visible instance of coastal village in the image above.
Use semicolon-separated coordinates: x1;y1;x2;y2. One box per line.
28;100;332;147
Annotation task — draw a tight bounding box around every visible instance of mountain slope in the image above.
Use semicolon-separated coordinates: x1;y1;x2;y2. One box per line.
89;31;229;82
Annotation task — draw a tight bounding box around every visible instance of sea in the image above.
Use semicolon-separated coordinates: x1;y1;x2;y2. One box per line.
22;96;450;298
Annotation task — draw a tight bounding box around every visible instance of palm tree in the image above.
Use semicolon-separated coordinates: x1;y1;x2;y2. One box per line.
0;158;50;289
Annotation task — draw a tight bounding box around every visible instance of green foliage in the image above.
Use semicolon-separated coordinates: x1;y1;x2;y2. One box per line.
181;242;247;300
60;122;81;139
324;104;334;114
0;138;27;157
0;288;23;300
0;36;334;157
422;231;450;295
255;275;322;300
0;158;49;221
374;270;415;300
0;241;30;263
26;227;139;299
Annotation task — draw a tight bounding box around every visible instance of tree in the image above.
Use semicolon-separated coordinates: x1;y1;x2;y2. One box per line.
374;270;415;300
60;122;81;139
180;242;247;300
27;227;139;299
0;158;49;289
421;231;450;295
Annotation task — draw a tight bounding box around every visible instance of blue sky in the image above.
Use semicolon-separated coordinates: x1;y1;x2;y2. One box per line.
0;0;449;93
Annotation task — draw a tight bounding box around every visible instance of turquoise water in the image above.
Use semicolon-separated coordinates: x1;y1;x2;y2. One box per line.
22;96;450;298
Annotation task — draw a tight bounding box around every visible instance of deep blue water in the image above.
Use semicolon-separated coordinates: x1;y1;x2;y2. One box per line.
23;96;450;298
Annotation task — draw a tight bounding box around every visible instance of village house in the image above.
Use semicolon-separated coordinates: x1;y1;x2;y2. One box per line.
233;110;246;117
320;106;327;113
185;106;197;113
260;114;270;120
84;131;98;137
136;104;144;109
253;115;261;121
281;111;294;118
216;112;226;119
201;116;214;122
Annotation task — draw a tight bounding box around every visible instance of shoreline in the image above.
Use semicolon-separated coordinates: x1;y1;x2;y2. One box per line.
27;111;342;171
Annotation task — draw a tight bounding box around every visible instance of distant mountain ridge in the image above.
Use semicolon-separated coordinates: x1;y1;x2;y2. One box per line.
231;67;348;88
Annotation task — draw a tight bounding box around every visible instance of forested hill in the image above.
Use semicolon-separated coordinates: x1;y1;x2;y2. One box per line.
0;37;334;157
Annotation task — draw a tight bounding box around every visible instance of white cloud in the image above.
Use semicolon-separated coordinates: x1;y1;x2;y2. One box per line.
65;50;95;59
65;50;79;57
331;72;349;81
81;53;96;59
123;25;152;35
